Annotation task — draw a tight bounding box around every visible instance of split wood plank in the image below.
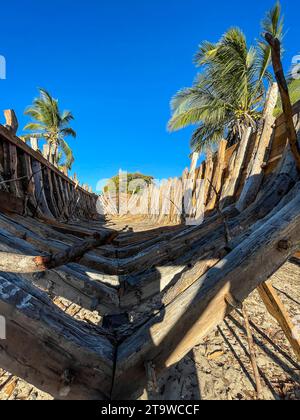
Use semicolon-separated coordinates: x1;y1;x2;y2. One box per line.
237;83;279;211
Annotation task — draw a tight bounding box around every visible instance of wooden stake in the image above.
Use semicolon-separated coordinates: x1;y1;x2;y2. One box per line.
145;361;159;399
207;177;231;247
237;83;279;211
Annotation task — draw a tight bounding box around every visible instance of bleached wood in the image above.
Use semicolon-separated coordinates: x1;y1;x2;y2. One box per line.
237;84;279;211
206;140;227;211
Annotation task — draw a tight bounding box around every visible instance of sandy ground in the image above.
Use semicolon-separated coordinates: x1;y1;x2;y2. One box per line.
149;260;300;401
0;259;299;401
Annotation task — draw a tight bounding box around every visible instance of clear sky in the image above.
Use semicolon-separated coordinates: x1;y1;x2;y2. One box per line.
0;0;299;190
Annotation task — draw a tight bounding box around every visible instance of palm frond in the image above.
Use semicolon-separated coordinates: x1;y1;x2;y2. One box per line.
61;110;74;125
191;123;225;153
23;122;45;132
61;127;77;138
194;41;218;66
169;5;284;154
59;139;74;170
257;1;284;82
23;88;76;167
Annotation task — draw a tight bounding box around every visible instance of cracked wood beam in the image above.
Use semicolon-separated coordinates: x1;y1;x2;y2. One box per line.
221;127;252;207
237;83;279;212
0;231;118;274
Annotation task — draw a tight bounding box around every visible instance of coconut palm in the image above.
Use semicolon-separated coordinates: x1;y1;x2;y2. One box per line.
168;2;283;152
24;88;76;169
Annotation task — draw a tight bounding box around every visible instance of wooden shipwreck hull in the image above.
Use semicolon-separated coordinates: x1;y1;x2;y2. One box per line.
0;101;299;400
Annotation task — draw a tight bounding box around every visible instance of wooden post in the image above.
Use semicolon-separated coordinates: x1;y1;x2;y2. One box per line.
42;144;50;160
30;137;39;152
206;139;227;211
265;33;300;171
203;151;214;206
4;110;18;135
242;304;263;400
257;280;300;362
190;152;199;174
222;127;252;207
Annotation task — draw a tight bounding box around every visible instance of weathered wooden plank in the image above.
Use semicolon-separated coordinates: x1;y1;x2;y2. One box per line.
44;167;60;217
0;240;119;315
0;272;114;400
8;143;23;198
31;160;54;219
0;191;24;214
58;177;70;219
203;151;214;206
0;125;94;197
52;173;64;214
221;127;252;207
237;84;280;212
0;215;120;311
0;230;117;274
206;140;227;211
22;153;40;215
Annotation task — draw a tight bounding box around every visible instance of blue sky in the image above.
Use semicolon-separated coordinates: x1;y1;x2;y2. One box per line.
0;0;299;190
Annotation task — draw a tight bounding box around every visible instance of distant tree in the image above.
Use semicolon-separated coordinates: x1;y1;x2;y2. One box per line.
104;172;154;194
23;88;76;170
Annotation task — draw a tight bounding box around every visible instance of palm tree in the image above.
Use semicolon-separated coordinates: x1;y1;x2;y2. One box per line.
24;88;76;170
168;2;283;153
